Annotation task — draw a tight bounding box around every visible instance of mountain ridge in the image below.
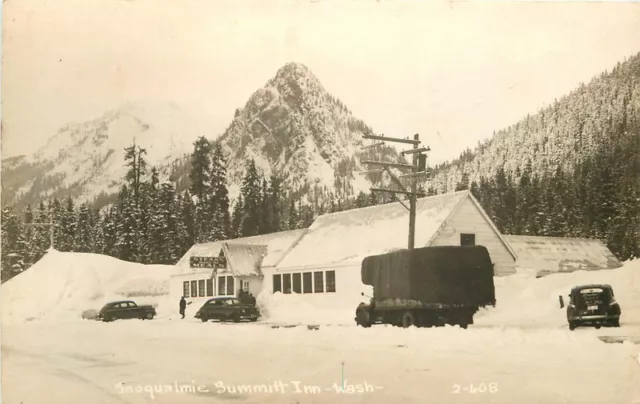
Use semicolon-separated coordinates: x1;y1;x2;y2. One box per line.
2;63;400;209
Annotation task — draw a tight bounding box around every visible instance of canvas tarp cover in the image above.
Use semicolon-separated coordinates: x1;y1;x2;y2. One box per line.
361;246;495;306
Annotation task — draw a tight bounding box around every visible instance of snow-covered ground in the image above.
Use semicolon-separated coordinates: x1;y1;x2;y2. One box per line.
2;251;640;404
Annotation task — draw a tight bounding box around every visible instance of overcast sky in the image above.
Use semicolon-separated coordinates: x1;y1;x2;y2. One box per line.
2;0;640;163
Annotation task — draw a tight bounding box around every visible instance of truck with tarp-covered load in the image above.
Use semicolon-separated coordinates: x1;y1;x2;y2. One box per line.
354;246;496;329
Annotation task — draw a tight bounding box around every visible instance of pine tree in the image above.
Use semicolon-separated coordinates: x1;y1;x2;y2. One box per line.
74;203;92;252
1;207;26;282
179;191;196;249
58;196;77;252
115;186;139;262
268;175;284;232
259;178;271;234
101;205;118;257
240;159;263;237
124;142;148;204
189;136;213;202
287;198;298;230
208;143;231;240
29;201;51;263
230;196;244;239
455;172;470;191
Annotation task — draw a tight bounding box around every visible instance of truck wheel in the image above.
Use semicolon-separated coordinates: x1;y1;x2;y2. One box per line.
355;309;371;328
401;311;416;328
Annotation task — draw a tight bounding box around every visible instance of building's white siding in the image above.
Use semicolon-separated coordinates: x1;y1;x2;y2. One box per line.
260;264;369;310
430;197;516;276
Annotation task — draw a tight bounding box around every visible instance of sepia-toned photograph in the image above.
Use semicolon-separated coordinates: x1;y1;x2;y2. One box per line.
1;0;639;403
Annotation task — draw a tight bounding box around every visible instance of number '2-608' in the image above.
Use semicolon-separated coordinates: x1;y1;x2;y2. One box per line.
452;383;498;394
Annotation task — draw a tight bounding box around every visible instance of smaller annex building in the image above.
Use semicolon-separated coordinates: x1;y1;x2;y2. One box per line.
170;229;305;303
261;190;518;309
504;235;623;277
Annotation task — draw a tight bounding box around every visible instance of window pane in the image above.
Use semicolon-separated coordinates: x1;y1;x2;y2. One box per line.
206;279;213;296
283;274;292;294
218;277;226;296
292;273;302;293
314;272;324;293
227;276;235;296
326;271;336;293
191;280;197;297
460;233;475;246
273;274;282;293
198;280;205;297
183;281;190;297
303;272;312;293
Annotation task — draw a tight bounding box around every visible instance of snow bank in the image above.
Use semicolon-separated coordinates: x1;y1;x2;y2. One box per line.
476;258;640;329
1;249;174;324
257;284;373;325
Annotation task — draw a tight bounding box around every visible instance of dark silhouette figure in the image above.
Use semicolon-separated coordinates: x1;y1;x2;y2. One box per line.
179;296;187;319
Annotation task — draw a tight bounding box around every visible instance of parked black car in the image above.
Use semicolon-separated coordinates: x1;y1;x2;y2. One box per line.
562;284;621;330
195;297;259;322
97;300;156;322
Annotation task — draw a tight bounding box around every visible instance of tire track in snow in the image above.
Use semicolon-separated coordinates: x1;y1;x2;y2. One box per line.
2;345;135;404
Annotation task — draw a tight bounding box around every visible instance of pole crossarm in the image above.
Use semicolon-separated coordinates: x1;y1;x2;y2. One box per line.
398;171;430;179
363;134;420;145
401;147;430;155
361;160;416;170
360;141;386;150
358;169;385;175
370;187;426;197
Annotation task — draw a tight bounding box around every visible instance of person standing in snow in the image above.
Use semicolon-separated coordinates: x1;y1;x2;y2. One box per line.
179;296;187;319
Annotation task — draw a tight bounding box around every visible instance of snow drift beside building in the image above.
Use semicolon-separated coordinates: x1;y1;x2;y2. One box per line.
1;249;173;324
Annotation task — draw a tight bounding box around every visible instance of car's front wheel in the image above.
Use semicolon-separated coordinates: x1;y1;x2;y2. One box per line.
568;321;577;331
145;312;154;320
200;316;208;322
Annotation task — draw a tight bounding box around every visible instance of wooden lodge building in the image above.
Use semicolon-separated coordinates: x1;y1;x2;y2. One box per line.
171;190;622;307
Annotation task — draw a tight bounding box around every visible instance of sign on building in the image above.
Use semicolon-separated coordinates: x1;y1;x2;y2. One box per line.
190;256;227;269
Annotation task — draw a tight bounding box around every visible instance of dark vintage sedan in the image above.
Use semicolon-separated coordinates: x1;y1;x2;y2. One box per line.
97;300;156;322
563;284;621;330
195;297;259;322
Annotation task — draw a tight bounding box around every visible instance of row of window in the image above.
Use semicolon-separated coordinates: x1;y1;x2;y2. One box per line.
183;276;237;298
273;270;336;294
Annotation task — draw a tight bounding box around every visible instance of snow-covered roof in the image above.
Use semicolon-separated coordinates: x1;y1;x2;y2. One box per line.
504;235;623;276
174;229;306;276
221;243;267;276
277;191;474;270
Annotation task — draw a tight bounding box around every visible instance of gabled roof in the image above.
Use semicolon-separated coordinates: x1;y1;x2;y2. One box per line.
504;235;623;276
465;192;518;261
220;243;267;276
277;191;478;270
173;229;306;276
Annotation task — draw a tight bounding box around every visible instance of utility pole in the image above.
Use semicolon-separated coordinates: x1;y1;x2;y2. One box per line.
360;133;430;251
